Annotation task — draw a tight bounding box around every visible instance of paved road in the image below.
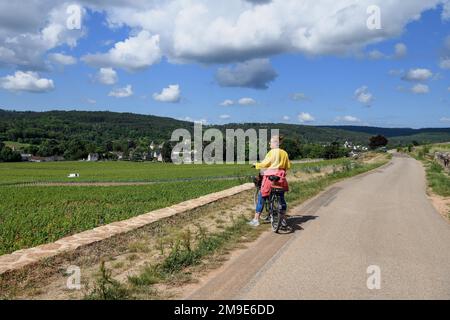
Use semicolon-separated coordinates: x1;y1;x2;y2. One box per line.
188;154;450;299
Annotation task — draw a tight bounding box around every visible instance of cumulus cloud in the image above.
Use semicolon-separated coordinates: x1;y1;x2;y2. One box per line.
97;0;446;64
291;92;308;101
298;112;315;123
220;99;234;106
282;115;290;121
108;85;133;98
367;50;386;60
0;1;447;70
0;71;54;93
440;58;450;69
442;1;450;20
215;58;277;89
402;68;433;81
82;31;161;72
354;86;374;106
335;115;361;123
238;97;256;105
48;53;77;65
411;83;429;94
394;43;407;58
181;116;208;124
96;68;118;85
0;2;85;69
440;117;450;122
219;114;231;119
153;84;181;103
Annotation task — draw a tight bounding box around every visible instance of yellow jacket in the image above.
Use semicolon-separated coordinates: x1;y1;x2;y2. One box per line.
255;148;291;170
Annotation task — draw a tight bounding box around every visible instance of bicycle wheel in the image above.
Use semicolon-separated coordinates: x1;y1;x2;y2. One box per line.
270;194;282;233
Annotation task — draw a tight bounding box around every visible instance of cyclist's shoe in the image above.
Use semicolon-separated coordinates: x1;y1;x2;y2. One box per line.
281;218;288;228
248;219;260;227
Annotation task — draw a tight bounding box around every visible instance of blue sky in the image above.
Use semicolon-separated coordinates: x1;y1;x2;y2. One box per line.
0;0;449;128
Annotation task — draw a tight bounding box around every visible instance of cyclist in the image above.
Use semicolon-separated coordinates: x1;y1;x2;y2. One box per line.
249;135;291;227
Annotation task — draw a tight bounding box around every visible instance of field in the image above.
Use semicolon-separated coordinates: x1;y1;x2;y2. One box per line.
0;158;352;256
0;159;349;185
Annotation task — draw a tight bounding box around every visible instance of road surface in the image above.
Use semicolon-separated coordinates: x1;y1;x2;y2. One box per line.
187;154;450;299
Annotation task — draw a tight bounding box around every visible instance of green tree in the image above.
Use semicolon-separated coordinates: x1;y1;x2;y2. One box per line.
281;138;301;159
369;135;388;150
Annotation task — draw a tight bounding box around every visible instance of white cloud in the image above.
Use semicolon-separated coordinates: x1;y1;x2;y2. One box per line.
368;50;386;60
354;86;374;105
220;99;234;106
215;58;277;89
238;97;256;105
442;1;450;20
335;115;361;123
0;3;85;69
440;57;450;70
411;83;429;94
153;84;181;103
48;53;77;65
282;115;290;121
291;92;308;101
182;116;208;124
440;117;450;122
0;71;54;93
87;98;96;104
82;31;161;72
402;68;433;81
394;43;407;58
108;85;133;98
0;1;446;70
97;68;118;85
97;0;445;64
219;114;231;119
298;112;315;123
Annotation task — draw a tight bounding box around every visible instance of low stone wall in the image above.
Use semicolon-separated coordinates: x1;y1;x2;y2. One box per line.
0;183;254;275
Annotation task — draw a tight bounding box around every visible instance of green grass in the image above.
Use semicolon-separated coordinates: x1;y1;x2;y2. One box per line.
426;162;450;197
0;179;241;255
286;160;387;207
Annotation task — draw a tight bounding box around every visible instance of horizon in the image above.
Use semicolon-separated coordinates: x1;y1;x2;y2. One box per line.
1;107;450;130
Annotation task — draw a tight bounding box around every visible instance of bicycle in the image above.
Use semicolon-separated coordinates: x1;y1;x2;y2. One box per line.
252;174;287;233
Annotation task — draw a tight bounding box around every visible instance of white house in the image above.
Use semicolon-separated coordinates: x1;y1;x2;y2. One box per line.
87;153;99;162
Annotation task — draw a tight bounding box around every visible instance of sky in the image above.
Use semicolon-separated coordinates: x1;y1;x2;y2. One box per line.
0;0;450;128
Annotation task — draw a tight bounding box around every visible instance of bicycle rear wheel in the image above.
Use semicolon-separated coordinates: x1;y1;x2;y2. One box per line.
270;194;282;233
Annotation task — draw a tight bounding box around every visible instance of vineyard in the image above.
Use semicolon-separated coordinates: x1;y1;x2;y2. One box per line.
0;158;352;256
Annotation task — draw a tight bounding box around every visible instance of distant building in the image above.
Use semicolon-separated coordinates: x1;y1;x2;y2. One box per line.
87;153;99;162
30;156;46;163
20;154;32;161
29;155;64;162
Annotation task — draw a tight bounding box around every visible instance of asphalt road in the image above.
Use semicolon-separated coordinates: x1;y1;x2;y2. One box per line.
188;154;450;299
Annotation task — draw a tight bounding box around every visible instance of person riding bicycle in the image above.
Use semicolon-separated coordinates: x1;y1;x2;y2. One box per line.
249;135;291;227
